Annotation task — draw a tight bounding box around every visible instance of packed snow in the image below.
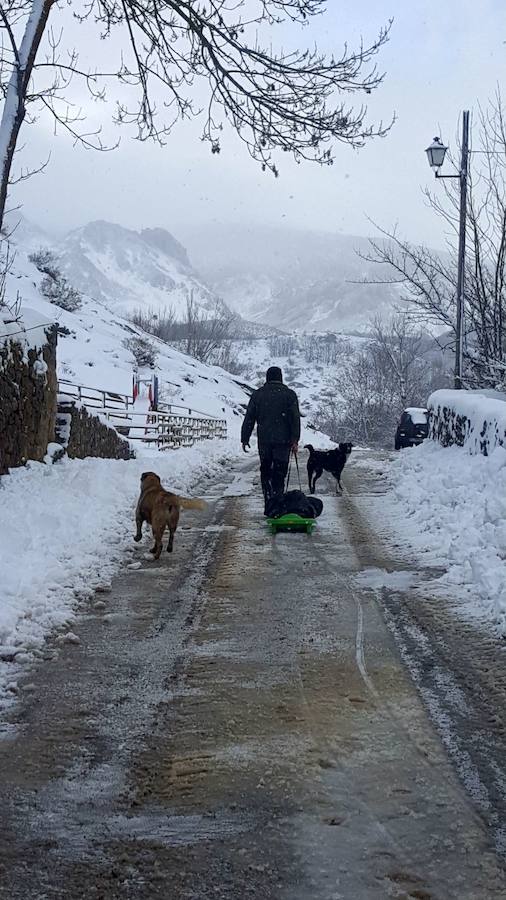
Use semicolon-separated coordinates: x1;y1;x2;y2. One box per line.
382;439;506;634
0;441;236;707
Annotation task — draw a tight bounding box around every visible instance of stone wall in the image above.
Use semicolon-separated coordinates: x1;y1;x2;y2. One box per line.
429;389;506;456
56;402;133;461
0;326;58;475
429;405;470;449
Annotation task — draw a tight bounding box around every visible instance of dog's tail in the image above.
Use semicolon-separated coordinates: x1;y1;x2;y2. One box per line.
173;496;207;511
304;444;314;453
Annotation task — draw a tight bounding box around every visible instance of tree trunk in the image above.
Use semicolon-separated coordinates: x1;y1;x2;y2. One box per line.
0;0;54;235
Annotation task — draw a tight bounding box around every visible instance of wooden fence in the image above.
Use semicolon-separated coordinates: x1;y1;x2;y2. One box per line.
57;379;227;449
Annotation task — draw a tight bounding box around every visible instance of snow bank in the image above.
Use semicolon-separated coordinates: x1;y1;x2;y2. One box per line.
429;389;506;455
386;440;506;633
0;441;235;705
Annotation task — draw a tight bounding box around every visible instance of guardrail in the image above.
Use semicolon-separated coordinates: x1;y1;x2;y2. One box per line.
58;379;132;412
57;379;227;448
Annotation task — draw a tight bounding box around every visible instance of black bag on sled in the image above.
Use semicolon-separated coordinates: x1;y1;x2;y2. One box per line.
264;489;323;520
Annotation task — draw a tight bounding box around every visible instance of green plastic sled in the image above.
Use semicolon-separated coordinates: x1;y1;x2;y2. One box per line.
266;513;316;535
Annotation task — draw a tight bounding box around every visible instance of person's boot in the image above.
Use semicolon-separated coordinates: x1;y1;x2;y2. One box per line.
271;460;288;497
263;484;273;516
261;468;273;515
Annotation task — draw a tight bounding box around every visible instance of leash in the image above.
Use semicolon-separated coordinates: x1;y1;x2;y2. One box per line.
285;449;302;492
293;451;302;490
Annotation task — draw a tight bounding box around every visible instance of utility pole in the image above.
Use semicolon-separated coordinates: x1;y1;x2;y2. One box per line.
426;110;470;389
454;110;470;389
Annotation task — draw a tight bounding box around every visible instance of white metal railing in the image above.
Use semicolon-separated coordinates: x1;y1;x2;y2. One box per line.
57;379;227;448
58;379;131;412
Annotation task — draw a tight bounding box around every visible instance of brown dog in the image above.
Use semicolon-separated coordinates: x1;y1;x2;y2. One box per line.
134;472;206;560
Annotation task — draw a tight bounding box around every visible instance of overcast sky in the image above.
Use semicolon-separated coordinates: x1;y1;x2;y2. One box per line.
11;0;505;248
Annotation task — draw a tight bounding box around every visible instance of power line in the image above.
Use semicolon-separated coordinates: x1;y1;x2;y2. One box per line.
0;321;55;340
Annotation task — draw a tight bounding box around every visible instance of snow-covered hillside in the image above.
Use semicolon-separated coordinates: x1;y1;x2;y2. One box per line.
5;230;250;431
178;223;404;333
55;220;222;320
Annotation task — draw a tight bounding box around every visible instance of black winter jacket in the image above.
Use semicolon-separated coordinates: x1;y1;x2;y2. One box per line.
241;381;301;447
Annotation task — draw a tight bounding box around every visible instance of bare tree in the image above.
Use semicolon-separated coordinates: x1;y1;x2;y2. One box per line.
313;317;447;448
0;240;20;320
360;92;506;390
210;341;247;376
183;293;235;364
131;305;177;342
268;334;299;357
0;1;392;233
314;349;394;447
370;313;426;408
301;332;349;366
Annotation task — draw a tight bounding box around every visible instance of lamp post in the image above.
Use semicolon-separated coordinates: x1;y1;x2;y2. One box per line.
425;111;470;390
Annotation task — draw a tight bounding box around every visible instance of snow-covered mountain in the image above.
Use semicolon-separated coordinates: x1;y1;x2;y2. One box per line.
177;223;404;334
55;220;222;320
22;216;411;336
5;219;250;430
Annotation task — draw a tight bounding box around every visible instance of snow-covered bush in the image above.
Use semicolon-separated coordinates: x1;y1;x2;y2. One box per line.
124;335;158;368
29;249;82;312
29;248;59;280
39;274;82;312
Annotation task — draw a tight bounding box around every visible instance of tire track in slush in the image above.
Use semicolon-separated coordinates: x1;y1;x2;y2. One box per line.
296;488;427;880
342;459;506;858
353;589;380;701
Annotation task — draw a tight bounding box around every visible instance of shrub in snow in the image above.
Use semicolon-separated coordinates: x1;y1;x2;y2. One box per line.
39;274;82;313
29;249;59;281
29;249;82;312
124;335;157;368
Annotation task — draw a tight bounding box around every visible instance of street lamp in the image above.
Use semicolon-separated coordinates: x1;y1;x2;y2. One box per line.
425;136;448;170
425;111;470;390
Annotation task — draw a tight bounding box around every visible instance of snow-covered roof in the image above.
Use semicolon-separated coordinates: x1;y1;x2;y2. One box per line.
405;407;428;424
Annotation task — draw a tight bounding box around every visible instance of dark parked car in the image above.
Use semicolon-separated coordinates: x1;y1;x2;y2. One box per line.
394;407;429;450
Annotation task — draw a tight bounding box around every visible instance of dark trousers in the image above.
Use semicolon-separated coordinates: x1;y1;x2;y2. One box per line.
259;443;290;500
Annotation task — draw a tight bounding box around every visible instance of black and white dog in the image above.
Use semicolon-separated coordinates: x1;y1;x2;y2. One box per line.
305;443;353;494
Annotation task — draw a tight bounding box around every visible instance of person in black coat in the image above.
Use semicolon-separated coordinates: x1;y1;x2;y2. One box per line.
241;366;301;505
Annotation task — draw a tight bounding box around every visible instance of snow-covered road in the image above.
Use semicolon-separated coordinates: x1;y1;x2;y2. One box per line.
0;439;238;704
0;452;505;899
